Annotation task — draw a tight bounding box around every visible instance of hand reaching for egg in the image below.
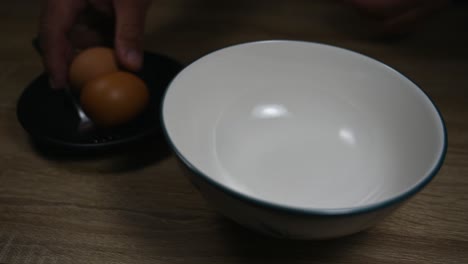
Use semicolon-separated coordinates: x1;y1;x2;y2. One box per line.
39;0;151;90
70;47;149;128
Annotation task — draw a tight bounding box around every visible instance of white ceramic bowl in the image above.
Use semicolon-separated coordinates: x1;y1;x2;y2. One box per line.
162;40;447;239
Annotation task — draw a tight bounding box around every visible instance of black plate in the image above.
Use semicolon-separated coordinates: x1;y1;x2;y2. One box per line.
17;52;183;150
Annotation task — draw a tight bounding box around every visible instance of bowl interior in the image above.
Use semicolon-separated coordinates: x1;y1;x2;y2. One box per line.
163;41;445;211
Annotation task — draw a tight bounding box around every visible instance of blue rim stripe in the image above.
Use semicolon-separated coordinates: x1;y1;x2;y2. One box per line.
160;40;448;217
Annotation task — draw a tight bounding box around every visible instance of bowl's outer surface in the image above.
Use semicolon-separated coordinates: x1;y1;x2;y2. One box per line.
177;157;400;239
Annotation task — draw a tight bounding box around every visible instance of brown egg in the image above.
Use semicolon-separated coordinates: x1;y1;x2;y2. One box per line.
80;71;150;127
69;47;119;91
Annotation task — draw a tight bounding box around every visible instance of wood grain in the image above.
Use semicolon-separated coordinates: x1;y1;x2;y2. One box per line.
1;1;468;263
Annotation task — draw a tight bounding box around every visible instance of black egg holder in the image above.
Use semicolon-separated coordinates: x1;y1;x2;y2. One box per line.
17;51;183;151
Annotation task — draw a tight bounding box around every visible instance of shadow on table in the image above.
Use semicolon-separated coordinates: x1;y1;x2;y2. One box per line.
215;217;372;263
29;132;171;173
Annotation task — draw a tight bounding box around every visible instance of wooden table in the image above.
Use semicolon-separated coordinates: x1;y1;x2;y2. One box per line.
1;1;467;263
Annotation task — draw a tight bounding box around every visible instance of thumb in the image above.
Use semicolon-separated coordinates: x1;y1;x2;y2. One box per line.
113;0;150;71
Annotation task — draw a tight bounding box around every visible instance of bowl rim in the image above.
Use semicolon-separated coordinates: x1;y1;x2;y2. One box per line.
161;40;448;216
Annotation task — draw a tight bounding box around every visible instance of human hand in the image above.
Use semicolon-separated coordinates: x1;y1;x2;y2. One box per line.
39;0;151;89
344;0;451;35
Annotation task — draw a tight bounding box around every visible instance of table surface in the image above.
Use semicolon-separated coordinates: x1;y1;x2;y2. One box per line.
1;1;467;263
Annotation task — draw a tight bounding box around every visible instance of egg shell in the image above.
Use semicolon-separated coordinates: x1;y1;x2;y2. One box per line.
69;47;119;91
80;71;150;127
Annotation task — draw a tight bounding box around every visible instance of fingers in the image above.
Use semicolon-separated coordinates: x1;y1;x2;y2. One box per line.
113;0;151;71
39;0;86;89
39;0;148;88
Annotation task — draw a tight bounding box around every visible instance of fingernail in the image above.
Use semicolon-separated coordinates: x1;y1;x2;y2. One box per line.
126;49;142;70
